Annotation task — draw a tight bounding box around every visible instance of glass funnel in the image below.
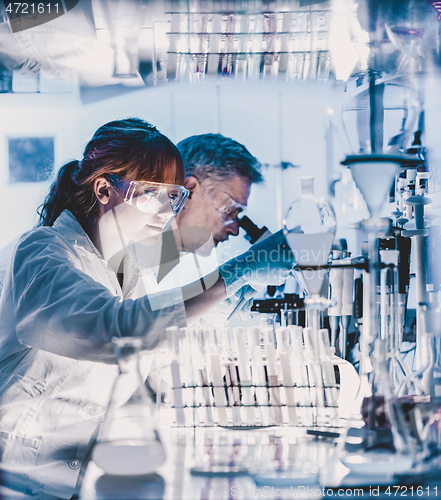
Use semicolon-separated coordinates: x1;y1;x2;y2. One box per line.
92;337;165;476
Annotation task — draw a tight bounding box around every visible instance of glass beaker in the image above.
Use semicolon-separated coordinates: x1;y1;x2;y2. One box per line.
393;302;441;462
92;337;165;476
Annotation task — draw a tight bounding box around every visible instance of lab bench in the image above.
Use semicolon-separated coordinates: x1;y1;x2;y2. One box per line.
79;424;441;500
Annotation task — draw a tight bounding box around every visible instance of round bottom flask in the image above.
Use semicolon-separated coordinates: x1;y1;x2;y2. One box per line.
92;337;165;476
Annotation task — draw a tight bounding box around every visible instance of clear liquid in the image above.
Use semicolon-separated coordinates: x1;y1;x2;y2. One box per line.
93;439;166;476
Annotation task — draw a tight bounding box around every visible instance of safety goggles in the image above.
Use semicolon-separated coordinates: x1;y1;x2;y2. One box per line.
107;174;189;216
209;190;246;226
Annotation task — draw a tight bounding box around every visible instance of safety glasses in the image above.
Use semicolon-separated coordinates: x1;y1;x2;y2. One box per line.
209;190;246;226
107;174;189;216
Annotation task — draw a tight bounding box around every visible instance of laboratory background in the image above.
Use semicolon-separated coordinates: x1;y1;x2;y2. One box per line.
1;0;441;498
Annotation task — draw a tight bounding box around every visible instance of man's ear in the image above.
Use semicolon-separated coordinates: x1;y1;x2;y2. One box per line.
94;177;112;205
183;176;199;201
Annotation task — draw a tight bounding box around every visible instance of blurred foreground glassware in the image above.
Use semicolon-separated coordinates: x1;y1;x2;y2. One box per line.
190;429;255;476
92;337;165;476
393;302;441;464
251;433;321;487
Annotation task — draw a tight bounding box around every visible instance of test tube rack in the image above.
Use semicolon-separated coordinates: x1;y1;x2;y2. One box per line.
163;325;341;431
153;6;334;83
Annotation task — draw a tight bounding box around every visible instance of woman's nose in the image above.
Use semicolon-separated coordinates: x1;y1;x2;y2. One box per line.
157;199;174;217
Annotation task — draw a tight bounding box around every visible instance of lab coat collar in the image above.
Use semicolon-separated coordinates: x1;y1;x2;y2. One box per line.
52;210;103;260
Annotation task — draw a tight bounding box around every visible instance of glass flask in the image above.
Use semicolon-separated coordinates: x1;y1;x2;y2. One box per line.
92;337;165;476
283;176;336;299
335;74;420;158
393;302;441;463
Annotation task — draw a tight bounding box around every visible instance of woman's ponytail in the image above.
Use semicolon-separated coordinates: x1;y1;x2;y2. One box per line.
37;160;80;227
36;118;185;228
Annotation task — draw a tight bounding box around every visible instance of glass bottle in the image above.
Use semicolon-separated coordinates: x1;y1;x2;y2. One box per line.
92;337;165;476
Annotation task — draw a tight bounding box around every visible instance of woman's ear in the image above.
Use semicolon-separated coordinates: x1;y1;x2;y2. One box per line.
183;176;199;201
94;177;112;206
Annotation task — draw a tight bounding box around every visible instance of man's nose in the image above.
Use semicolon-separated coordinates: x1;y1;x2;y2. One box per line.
227;220;240;237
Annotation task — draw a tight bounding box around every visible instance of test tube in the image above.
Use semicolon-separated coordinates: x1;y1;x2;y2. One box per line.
184;327;200;426
167;14;180;80
317;328;339;427
279;12;292;74
249;14;263;80
340;253;354;359
263;327;283;425
236;14;250;79
167;326;186;426
197;329;214;425
233;327;255;425
263;13;277;79
303;327;324;425
207;329;228;426
380;267;389;342
207;13;222;75
277;327;298;425
290;325;313;426
328;255;343;352
222;328;242;426
248;326;270;426
221;14;235;77
195;13;208;75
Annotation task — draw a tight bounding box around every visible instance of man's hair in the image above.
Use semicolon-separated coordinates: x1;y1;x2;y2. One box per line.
177;133;263;186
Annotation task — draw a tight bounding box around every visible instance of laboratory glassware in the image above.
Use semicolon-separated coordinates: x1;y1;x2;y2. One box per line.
277;326;298;426
92;337;165;476
338;154;415;473
233;327;256;425
207;329;228;426
283;176;336;299
327;249;354;358
393;302;441;463
283;177;337;429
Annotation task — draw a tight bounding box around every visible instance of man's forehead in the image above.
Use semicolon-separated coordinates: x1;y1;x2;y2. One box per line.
219;175;251;206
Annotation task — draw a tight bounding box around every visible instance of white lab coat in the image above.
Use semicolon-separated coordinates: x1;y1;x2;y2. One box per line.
0;210;186;499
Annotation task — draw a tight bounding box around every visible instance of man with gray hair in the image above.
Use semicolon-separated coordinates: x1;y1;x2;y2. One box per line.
175;133;263;250
154;132;266;320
